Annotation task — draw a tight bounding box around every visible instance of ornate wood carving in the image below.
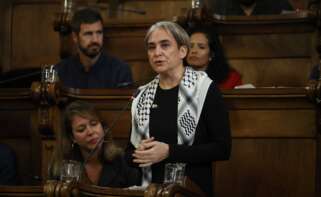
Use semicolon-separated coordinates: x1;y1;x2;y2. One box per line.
30;78;60;136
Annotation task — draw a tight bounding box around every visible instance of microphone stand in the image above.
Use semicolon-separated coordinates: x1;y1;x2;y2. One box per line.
79;89;140;179
0;70;41;85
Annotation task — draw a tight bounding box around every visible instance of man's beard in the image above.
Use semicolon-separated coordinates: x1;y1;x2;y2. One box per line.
79;43;102;59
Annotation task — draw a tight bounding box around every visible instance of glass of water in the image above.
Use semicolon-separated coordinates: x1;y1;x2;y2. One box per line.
175;163;186;185
164;163;186;186
60;160;81;183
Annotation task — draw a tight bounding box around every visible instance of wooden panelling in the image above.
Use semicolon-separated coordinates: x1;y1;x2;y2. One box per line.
215;139;316;197
230;58;312;86
128;61;155;86
222;34;313;58
230;109;316;137
220;33;315;87
0;92;42;185
209;0;310;12
11;3;60;70
104;34;146;61
0;1;13;73
99;0;191;21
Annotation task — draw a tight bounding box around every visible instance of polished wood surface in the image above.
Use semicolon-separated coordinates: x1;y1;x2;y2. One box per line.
0;182;203;197
0;185;44;197
0;179;203;197
217;87;318;196
77;184;144;197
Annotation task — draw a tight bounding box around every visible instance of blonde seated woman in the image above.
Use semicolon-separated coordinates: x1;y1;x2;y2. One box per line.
187;26;242;90
49;100;140;187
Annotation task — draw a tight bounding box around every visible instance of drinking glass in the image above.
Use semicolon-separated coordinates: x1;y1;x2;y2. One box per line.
60;160;81;183
175;163;186;185
164;163;186;186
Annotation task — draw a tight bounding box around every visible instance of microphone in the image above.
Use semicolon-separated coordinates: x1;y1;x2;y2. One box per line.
0;70;41;85
116;81;133;88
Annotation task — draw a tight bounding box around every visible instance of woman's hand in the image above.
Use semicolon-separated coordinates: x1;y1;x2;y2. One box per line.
133;137;169;167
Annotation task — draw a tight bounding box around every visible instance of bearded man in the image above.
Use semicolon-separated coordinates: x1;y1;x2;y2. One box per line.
56;7;133;88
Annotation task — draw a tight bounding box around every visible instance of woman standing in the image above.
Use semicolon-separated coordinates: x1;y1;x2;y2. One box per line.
128;21;231;196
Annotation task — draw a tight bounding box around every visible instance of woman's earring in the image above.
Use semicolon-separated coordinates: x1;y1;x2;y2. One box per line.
71;142;75;150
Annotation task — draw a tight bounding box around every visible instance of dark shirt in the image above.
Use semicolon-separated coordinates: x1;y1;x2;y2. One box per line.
127;82;231;196
55;52;133;88
72;145;141;187
213;0;293;15
0;144;17;185
98;155;141;187
149;85;179;184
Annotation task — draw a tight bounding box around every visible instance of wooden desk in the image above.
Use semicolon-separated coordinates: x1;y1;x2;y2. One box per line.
1;86;319;197
40;179;205;197
54;87;319;197
216;87;319;197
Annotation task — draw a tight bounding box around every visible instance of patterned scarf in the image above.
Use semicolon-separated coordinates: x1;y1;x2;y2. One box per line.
130;67;212;186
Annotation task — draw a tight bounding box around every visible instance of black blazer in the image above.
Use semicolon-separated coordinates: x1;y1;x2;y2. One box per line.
98;155;141;187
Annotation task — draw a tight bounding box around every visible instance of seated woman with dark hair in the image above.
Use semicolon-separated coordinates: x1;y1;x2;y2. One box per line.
48;100;140;187
186;26;242;90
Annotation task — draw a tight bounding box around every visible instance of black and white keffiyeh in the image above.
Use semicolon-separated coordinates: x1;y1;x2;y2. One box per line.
130;67;212;186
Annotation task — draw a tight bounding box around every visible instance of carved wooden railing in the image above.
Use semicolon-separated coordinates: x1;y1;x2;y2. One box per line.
42;177;206;197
